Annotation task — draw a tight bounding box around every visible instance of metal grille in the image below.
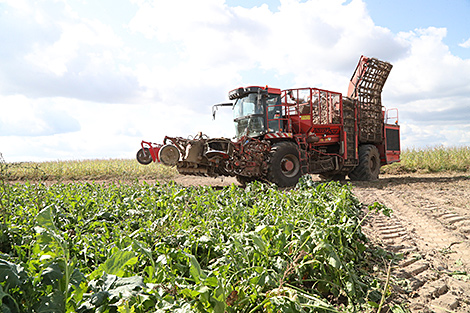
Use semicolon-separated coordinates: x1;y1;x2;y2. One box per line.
342;98;357;161
349;57;393;144
386;128;400;151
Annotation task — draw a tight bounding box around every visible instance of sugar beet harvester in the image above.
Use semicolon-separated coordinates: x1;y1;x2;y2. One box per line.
137;56;400;187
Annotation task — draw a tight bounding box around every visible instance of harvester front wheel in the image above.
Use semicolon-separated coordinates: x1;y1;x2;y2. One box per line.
267;141;302;187
136;148;153;165
349;144;380;181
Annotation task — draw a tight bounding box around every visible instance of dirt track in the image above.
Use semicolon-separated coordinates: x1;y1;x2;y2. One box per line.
353;173;470;313
173;173;470;313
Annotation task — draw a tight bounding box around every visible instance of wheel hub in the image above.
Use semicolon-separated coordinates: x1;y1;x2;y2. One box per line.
282;159;295;172
280;154;300;178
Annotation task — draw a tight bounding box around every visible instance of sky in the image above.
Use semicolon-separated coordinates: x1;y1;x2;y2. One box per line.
1;0;470;162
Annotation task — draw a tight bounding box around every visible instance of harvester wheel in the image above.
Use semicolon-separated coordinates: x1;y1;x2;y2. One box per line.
349;144;380;181
159;145;181;166
136;148;152;165
267;141;302;187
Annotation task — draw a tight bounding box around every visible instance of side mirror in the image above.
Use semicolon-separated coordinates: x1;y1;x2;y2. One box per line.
212;103;233;120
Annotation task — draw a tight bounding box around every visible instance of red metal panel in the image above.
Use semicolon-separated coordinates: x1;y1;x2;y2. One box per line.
141;140;162;163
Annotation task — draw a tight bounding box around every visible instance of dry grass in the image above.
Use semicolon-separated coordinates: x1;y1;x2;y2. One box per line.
3;145;469;182
3;158;177;182
383;146;470;174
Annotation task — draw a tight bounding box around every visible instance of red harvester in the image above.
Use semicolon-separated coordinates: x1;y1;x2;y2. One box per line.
137;55;400;187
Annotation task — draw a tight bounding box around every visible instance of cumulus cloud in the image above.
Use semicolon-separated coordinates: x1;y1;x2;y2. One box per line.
24;19;121;76
1;0;470;161
0;95;80;137
389;28;470;99
384;27;470;134
379;26;470;148
0;0;145;103
129;0;409;94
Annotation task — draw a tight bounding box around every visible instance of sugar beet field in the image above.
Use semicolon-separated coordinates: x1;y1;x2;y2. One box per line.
0;175;400;313
3;146;470;313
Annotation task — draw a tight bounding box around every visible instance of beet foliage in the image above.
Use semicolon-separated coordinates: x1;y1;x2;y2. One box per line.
0;176;390;312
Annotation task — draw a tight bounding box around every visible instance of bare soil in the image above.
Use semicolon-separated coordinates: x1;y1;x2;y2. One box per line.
352;173;470;313
171;173;470;313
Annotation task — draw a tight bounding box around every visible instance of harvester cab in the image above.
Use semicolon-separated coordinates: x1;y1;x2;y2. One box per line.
136;55;400;187
212;86;283;139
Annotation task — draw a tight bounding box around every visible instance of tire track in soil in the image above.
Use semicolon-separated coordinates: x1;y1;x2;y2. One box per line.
353;174;470;313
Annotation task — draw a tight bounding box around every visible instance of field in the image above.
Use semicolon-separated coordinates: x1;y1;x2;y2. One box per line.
1;178;395;312
3;146;470;182
383;146;470;174
1;147;470;312
1;158;177;182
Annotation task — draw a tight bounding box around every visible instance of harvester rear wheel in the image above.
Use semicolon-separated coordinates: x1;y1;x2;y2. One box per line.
136;148;152;165
349;144;380;181
267;141;302;187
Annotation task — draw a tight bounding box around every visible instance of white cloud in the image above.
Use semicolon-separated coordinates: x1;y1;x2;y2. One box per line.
0;0;142;103
25;19;122;76
386;27;470;113
129;0;231;41
0;0;32;13
459;37;470;48
1;0;470;162
129;0;408;99
380;27;470;148
0;95;80;137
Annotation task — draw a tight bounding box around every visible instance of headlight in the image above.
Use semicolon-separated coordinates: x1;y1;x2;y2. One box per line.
228;87;245;100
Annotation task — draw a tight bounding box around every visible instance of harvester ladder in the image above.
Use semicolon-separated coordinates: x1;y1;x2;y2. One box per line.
295;136;309;174
342;98;357;162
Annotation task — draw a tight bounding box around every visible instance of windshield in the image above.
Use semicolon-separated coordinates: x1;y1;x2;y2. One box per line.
233;93;265;138
233;94;263;118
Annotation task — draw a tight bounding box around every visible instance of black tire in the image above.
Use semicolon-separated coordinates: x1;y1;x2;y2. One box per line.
267;141;302;187
348;144;380;181
136;148;152;165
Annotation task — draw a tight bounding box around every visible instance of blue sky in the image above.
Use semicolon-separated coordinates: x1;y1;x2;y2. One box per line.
1;0;470;162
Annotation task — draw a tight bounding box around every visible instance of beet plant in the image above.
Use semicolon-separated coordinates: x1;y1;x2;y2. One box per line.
0;176;392;312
